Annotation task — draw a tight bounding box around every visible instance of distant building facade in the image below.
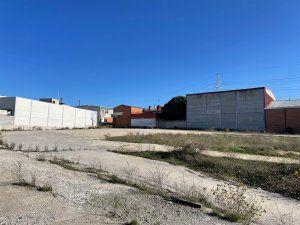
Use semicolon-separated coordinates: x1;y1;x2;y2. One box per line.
186;87;276;131
39;98;61;105
112;105;143;127
131;106;162;128
78;105;113;125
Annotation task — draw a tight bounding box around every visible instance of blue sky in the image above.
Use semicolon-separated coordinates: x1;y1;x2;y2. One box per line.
0;0;299;107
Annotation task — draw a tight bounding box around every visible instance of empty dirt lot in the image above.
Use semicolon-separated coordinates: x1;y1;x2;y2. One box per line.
1;128;299;225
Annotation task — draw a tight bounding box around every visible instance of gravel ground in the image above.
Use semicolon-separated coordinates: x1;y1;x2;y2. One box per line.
0;150;231;225
1;128;300;225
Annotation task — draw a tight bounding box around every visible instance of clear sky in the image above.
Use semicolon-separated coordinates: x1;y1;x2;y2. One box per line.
0;0;299;107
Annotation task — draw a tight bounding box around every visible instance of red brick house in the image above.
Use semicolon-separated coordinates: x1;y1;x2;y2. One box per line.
112;105;143;127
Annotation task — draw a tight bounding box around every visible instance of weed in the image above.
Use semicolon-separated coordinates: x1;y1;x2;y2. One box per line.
269;203;297;225
49;156;76;171
18;144;23;151
11;161;25;184
107;133;300;157
37;184;52;192
104;133;111;139
91;160;106;172
37;155;46;162
212;184;265;224
27;145;33;151
35;145;40;152
30;173;36;186
121;162;138;181
44;145;49;152
125;219;139;225
174;175;208;205
148;165;170;189
3;141;10;149
112;195;123;217
119;150;300;199
9;142;16;150
47;157;243;223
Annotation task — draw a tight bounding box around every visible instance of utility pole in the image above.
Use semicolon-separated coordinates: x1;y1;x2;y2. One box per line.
216;73;221;91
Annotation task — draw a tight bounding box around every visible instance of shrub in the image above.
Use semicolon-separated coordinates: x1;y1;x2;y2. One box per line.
148;165;170;190
121;162;138;181
37;184;52;192
212;184;265;224
9;142;16;150
118;150;300;199
18;144;23;151
37;155;46;162
53;145;58;151
11;161;24;184
125;220;139;225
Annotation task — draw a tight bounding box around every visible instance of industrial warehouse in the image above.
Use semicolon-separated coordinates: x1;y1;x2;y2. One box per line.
112;86;300;134
0;86;300;134
186;87;276;131
0;96;97;129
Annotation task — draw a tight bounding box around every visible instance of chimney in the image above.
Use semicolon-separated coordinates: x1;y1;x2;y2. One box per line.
148;106;151;110
156;105;161;111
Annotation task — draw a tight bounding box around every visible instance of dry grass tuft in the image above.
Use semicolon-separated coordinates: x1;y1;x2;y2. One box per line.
212;183;265;224
107;132;300;157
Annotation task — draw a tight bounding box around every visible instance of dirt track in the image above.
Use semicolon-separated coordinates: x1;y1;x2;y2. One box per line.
1;128;300;224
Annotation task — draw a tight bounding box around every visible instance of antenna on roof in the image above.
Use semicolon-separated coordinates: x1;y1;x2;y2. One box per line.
216;73;221;91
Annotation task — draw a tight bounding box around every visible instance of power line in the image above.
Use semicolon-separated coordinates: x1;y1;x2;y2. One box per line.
222;77;300;86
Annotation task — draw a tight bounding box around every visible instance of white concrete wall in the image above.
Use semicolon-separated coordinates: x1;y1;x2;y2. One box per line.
75;108;86;127
48;103;63;127
14;97;31;126
63;105;76;127
30;100;49;127
85;110;97;127
0;115;14;125
131;118;157;128
10;97;96;128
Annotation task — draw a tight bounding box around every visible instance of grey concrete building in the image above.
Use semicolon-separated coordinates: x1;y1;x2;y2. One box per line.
186;87;276;131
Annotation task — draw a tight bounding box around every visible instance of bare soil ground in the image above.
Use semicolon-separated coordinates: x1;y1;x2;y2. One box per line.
1;128;300;225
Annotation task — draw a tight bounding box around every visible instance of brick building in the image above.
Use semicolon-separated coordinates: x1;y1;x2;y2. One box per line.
112;105;143;127
265;100;300;134
131;106;162;128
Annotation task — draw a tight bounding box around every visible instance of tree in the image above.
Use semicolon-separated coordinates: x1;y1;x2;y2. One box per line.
160;96;186;120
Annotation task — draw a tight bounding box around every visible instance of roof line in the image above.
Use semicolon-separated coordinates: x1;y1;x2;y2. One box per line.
186;86;267;96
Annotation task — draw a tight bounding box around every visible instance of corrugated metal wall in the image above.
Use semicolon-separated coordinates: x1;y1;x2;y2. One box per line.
187;88;266;131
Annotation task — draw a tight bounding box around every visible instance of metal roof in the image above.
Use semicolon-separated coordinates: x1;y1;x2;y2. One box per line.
186;87;266;96
266;100;300;109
